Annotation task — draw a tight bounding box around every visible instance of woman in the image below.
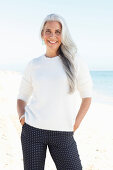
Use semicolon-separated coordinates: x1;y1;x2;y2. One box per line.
17;13;93;170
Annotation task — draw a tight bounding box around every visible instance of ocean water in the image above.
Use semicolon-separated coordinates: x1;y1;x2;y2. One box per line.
90;71;113;105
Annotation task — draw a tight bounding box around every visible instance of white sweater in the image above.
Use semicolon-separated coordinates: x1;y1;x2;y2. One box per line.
17;54;93;131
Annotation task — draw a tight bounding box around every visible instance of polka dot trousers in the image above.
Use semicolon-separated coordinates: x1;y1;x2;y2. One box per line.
21;123;82;170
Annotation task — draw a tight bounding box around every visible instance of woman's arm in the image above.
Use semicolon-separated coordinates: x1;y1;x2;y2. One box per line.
73;97;92;132
17;99;27;125
17;60;33;125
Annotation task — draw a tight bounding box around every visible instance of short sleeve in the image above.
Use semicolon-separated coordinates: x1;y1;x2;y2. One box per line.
75;57;93;98
17;60;33;103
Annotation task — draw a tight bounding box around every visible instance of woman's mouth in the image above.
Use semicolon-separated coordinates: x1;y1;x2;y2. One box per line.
48;40;58;44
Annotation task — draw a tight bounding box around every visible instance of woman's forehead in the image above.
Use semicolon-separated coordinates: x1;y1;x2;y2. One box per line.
44;21;62;30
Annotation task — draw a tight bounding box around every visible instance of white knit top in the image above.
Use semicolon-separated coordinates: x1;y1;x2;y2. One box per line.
17;54;93;131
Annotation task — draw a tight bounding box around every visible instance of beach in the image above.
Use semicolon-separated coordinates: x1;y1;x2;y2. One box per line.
0;70;113;170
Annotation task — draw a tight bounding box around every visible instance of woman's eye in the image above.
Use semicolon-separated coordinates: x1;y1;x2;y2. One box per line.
56;31;61;35
46;30;51;33
56;31;60;34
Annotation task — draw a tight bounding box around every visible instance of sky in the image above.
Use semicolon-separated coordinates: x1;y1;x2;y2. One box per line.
0;0;113;71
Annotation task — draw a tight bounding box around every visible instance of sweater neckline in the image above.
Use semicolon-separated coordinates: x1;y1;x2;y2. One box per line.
43;54;60;60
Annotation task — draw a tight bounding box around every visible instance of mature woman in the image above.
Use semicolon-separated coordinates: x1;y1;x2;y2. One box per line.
17;13;93;170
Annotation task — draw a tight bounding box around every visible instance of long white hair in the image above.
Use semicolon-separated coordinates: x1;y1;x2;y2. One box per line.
40;13;77;94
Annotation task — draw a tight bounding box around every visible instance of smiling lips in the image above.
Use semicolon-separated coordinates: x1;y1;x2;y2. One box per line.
48;40;58;44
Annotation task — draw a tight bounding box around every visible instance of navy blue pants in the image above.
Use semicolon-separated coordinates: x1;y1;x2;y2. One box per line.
21;123;82;170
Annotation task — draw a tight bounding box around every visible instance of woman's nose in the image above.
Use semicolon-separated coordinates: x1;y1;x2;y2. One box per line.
49;32;56;37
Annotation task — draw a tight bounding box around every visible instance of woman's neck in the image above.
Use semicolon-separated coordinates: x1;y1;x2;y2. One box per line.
45;50;59;58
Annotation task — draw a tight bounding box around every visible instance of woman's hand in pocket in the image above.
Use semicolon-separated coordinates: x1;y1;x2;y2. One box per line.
73;119;81;132
20;117;25;126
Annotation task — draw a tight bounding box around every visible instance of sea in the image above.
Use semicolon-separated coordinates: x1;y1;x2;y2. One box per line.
90;71;113;105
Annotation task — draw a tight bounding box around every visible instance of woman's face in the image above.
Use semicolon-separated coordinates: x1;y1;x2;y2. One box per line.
41;21;62;54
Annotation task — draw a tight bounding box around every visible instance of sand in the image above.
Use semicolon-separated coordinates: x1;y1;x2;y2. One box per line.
0;70;113;170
